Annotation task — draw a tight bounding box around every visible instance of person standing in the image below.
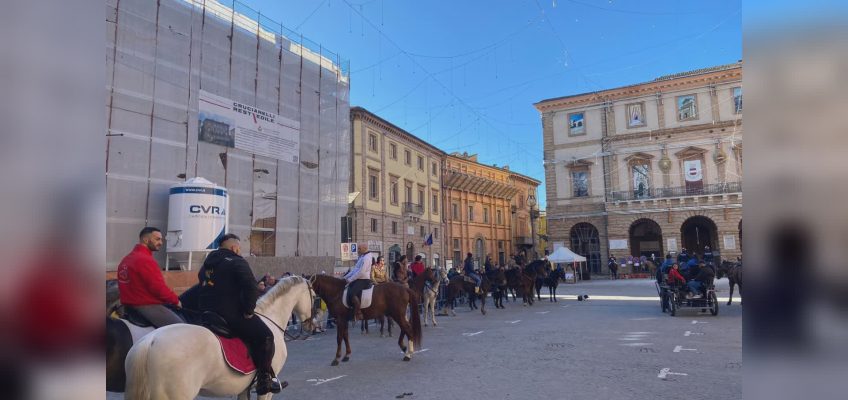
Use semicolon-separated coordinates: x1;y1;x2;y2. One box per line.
607;256;619;280
677;248;689;265
117;227;183;327
703;245;715;266
343;243;373;321
197;233;282;395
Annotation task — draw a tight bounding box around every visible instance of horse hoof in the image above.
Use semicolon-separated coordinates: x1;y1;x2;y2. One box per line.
331;360;339;366
403;356;411;362
342;356;350;362
380;334;385;338
726;302;732;306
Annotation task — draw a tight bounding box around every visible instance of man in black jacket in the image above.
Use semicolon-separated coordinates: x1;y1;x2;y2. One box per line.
197;233;282;395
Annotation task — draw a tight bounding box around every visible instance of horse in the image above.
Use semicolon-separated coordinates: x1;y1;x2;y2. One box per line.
445;270;492;316
364;268;436;335
541;267;565;302
106;284;202;392
107;279;121;316
535;262;554;301
310;274;422;365
717;260;743;305
509;260;549;306
123;276;315;400
505;267;527;305
422;267;446;326
490;268;510;309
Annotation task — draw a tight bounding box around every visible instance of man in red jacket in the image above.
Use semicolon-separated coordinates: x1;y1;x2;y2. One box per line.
409;255;426;282
117;227;183;327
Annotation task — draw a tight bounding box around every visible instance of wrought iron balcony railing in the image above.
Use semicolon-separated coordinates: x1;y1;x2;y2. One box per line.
403;202;424;215
609;181;742;202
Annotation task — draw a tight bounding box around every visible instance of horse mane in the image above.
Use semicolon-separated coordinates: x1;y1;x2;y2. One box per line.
256;275;306;313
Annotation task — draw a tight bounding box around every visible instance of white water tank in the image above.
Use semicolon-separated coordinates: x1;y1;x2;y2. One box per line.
166;177;229;253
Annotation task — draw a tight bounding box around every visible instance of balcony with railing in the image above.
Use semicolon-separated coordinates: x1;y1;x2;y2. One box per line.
514;236;533;246
609;181;742;202
403;202;424;215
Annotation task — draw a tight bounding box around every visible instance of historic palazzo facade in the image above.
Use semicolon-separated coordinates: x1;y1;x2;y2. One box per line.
535;63;743;277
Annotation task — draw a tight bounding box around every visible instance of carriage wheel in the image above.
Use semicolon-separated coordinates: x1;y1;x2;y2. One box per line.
709;291;719;316
667;293;677;317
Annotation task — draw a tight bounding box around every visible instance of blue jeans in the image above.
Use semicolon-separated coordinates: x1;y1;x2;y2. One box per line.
469;273;481;287
687;280;703;295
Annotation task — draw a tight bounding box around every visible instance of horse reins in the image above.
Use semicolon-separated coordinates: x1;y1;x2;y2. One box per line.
256;277;317;341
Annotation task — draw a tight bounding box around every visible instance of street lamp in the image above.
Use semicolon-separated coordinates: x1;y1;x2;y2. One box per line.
527;194;539;260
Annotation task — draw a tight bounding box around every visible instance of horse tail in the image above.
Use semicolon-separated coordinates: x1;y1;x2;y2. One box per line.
406;288;423;345
124;334;153;400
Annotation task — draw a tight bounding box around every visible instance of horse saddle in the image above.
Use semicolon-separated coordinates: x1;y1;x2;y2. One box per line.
199;312;256;375
342;286;374;309
200;311;235;338
123;307;153;328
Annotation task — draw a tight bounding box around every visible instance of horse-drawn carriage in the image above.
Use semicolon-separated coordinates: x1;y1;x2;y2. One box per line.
656;279;719;316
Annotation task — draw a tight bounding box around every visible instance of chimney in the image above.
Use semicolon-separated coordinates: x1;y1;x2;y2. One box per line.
502;165;510;171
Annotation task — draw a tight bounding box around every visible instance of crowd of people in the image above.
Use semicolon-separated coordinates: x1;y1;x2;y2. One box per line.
656;246;717;298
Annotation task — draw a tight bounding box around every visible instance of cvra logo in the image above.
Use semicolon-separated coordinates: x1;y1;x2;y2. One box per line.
189;205;226;215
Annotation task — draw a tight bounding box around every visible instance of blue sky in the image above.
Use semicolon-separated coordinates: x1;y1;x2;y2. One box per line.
247;0;742;209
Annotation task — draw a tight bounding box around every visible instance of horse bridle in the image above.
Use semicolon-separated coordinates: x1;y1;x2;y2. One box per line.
255;276;317;341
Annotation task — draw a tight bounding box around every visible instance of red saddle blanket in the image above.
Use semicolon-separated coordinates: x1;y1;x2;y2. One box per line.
214;335;256;375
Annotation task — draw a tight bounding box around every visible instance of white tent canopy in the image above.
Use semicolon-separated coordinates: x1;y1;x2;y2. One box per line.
547;247;586;263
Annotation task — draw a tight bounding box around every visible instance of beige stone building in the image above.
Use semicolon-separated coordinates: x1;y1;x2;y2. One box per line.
349;107;445;267
443;152;541;268
535;63;743;277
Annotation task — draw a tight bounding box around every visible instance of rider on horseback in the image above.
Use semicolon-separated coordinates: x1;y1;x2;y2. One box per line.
344;243;373;321
484;255;495;274
117;227;183;327
197;234;282;395
463;253;481;294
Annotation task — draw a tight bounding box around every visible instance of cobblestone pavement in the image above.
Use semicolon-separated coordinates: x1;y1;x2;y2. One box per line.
108;278;742;400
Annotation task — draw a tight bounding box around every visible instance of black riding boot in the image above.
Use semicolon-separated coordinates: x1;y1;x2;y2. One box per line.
255;337;285;395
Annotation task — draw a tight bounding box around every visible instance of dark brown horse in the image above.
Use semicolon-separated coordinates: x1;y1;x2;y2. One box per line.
508;260;549;306
310;274;422;365
489;268;510;309
717;260;743;305
505;267;530;305
446;271;490;316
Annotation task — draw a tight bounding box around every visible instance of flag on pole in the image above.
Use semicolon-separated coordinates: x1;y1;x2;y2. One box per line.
424;233;433;246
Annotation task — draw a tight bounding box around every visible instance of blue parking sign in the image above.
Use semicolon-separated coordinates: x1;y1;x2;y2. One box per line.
350;243;357;254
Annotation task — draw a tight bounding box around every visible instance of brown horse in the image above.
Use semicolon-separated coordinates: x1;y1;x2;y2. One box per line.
310;274;422;365
508;260;549;306
371;267;436;336
717;260;743;305
445;268;499;316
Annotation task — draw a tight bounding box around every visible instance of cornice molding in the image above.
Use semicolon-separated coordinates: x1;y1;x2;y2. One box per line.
534;67;742;112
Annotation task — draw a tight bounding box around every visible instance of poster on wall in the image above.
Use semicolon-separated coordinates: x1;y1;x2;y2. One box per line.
667;238;678;252
198;90;300;163
609;239;628;250
723;235;736;250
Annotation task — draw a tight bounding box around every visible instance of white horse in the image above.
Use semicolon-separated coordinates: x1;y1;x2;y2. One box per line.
423;267;446;327
124;275;314;400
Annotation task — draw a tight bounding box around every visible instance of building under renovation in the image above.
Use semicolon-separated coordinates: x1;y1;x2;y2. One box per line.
106;0;350;275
